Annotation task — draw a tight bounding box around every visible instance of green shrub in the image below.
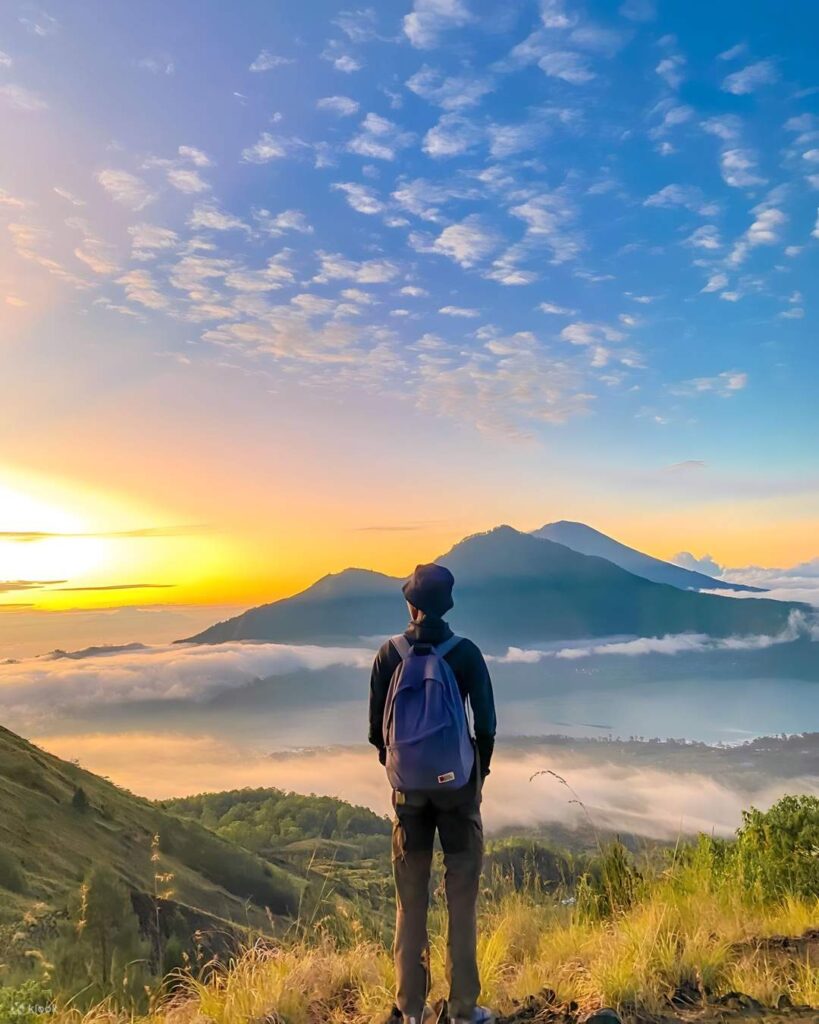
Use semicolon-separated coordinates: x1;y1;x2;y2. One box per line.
483;838;580;892
735;794;819;900
576;840;642;921
0;980;55;1023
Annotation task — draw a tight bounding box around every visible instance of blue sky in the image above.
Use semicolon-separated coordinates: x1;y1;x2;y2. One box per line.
1;0;818;621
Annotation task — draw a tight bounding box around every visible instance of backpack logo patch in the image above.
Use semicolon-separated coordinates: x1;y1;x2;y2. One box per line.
437;771;456;784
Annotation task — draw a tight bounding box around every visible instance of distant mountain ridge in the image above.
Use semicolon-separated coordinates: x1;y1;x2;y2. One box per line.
532;521;763;593
184;525;797;651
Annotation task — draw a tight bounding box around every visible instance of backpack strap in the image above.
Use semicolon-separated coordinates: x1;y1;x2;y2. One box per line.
435;635;472;736
390;634;412;660
435;634;462;658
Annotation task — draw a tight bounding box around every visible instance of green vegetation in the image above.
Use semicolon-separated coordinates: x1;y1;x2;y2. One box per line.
165;787;392;857
48;864;150;1009
0;725;303;943
1;725;817;1022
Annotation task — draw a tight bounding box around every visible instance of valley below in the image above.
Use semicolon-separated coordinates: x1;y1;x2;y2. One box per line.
2;523;818;1022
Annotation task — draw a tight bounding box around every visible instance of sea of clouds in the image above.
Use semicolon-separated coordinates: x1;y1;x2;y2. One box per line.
0;640;373;717
32;731;819;840
675;552;819;607
493;608;819;663
2;606;817;720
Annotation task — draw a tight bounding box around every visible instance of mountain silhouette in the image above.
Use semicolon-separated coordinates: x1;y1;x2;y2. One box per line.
184;526;796;650
532;521;762;593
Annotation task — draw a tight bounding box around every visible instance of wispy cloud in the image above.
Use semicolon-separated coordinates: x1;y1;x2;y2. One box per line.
96;169;156;210
673;370;748;397
313;252;399;284
423;112;482;158
316;95;360;116
128;223;179;261
655;54;685;89
348;113;414;160
0;83;48;111
167;167;209;194
332;181;384;215
403;0;473;49
188;203;248;232
0;526;203;543
719;148;766;189
406;65;494;110
0;580;66;593
416;327;595;437
74;235;119;275
722;59;778;95
438;304;479;317
136;55;175;76
178;145;211;167
538;302;576;316
19;10;59;36
644;183;718;216
619;0;656;22
428;214;500;268
249;50;294;72
241;133;302;164
538;50;595;85
728;202;787;265
52;583;175;592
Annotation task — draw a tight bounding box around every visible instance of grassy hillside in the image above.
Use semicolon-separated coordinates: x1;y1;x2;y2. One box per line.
1;726;816;1022
28;794;819;1024
0;725;303;932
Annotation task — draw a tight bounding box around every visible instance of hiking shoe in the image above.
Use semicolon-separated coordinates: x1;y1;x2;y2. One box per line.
451;1006;495;1024
385;1005;438;1024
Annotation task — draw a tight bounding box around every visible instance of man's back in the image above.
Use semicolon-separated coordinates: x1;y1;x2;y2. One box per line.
369;615;496;780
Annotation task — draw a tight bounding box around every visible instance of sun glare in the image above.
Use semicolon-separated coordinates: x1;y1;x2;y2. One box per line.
0;467;245;610
0;477;107;585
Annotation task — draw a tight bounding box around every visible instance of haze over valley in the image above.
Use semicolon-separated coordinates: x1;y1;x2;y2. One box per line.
3;520;817;842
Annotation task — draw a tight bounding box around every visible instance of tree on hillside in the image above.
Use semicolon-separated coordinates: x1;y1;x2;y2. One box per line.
50;864;150;1009
71;786;89;812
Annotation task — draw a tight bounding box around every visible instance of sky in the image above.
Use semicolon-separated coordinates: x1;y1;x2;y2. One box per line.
1;0;819;652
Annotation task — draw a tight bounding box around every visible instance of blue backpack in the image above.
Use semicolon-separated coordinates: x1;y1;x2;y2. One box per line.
382;634;475;792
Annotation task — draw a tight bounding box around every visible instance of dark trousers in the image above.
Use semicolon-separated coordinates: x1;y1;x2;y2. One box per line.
391;778;483;1021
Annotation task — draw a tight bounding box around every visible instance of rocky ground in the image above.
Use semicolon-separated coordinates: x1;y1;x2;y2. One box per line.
493;929;819;1024
497;993;819;1023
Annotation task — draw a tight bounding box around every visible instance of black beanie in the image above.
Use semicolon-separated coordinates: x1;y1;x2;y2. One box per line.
402;563;455;617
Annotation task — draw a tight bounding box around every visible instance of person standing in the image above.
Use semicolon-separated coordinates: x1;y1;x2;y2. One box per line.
369;563;497;1024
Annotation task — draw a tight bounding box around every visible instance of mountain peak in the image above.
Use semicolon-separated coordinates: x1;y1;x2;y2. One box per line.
532;521;762;594
296;566;399;600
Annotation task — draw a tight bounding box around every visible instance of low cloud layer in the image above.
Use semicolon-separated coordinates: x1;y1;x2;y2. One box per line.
493;609;818;663
33;732;819;840
0;641;373;717
707;561;819;607
672;553;819;607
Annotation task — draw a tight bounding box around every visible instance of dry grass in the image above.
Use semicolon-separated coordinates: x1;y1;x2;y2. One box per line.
45;861;818;1024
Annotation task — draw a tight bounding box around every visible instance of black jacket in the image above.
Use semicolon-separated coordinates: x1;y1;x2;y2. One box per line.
368;616;497;776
